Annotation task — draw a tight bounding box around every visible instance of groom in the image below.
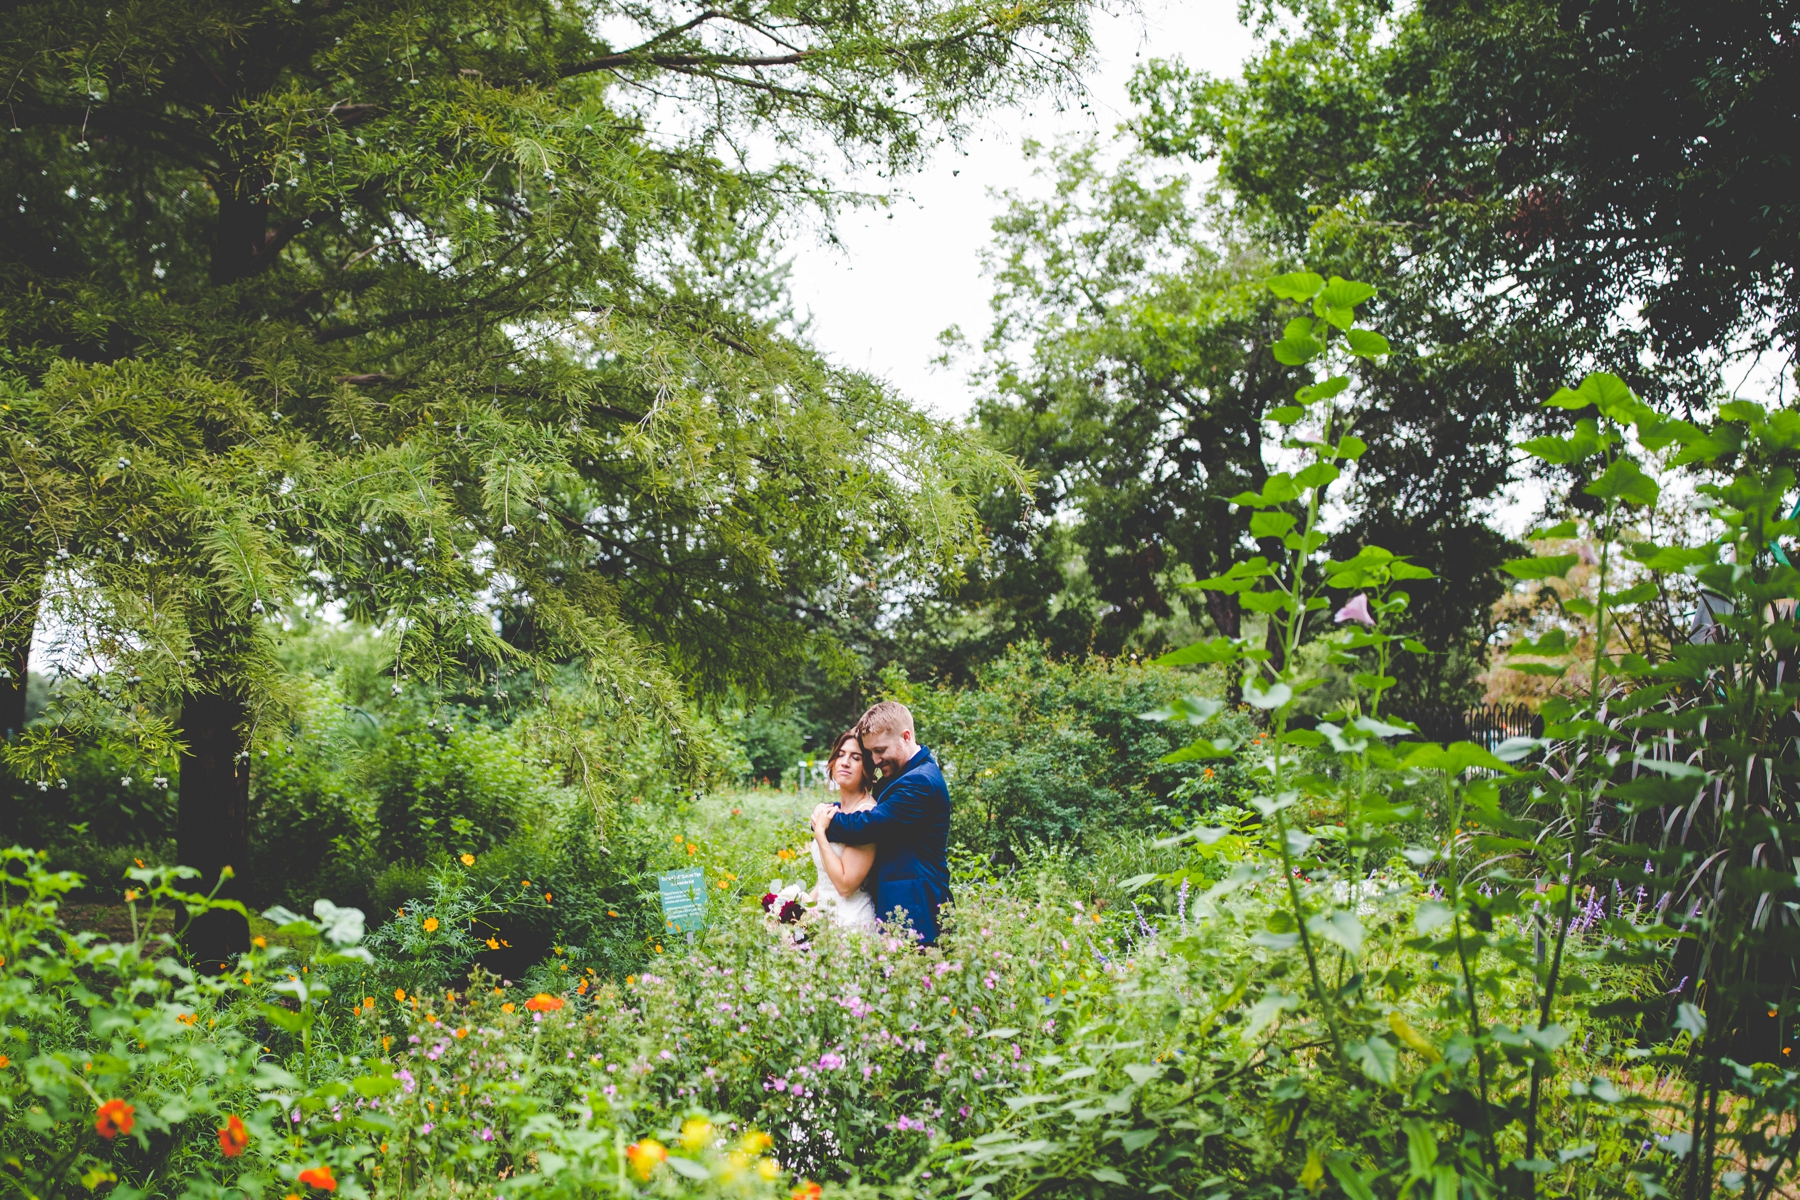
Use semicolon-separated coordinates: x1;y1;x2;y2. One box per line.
813;701;952;946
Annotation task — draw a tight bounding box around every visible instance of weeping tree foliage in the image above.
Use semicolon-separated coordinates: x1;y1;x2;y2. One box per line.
0;0;1087;962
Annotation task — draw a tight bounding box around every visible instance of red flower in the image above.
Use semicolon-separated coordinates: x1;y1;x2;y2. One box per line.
297;1165;338;1191
217;1113;250;1157
779;899;804;924
793;1183;823;1200
94;1099;134;1139
524;993;564;1012
760;892;778;911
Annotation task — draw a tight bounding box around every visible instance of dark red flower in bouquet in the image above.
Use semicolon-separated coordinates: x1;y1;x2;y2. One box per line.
779;900;805;924
760;893;778;912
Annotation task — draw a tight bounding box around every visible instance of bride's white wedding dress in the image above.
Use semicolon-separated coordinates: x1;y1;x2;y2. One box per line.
810;836;876;929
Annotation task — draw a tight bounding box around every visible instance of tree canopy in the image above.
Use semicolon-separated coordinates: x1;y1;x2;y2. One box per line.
0;0;1090;959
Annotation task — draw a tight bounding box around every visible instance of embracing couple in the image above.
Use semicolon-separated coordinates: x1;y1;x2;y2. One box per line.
805;701;952;946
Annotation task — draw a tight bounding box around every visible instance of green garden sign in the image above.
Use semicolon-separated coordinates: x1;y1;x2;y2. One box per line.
656;867;708;936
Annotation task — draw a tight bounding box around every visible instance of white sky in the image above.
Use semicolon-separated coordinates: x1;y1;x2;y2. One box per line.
783;0;1259;421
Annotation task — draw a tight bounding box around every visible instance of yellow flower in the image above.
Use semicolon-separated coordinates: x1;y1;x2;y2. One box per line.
423;917;440;933
395;988;406;1001
501;1002;515;1013
486;937;500;949
740;1130;773;1154
758;1158;780;1181
460;853;475;867
680;1118;713;1151
252;936;267;949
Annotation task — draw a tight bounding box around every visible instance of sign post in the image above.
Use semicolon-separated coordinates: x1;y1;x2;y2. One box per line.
656;866;708;943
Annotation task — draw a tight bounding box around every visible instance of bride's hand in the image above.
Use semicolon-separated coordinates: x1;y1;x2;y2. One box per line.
810;802;837;836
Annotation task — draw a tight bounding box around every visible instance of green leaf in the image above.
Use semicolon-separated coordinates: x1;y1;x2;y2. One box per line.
1142;694;1227;723
1243;680;1292;709
1519;431;1608;464
1267;272;1325;300
1503;554;1579;580
1327;1157;1378;1200
1530;519;1579;539
1293;462;1340;490
1091;1169;1129;1185
1628;543;1716;572
1602;581;1657;605
1513;629;1570;653
1230;475;1301;508
1238;589;1294;614
1297;376;1350;404
1389;562;1434;580
1273;336;1322;366
1190;558;1276;592
1347;1035;1399;1086
1345;328;1390;357
1269;405;1304;426
1249;511;1298;538
261;1005;305;1033
1320;277;1377;310
1506;662;1569;677
1153;638;1241;666
1401;742;1512;773
667;1158;711;1182
1161;737;1239;763
1315;909;1364;956
1249;929;1301;949
1336;435;1367;460
1583;458;1660;507
1415;900;1453;932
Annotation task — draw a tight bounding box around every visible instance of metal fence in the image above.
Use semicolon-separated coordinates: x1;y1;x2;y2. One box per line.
1387;703;1543;751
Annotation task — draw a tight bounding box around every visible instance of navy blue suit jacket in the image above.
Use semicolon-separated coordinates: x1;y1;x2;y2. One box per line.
826;746;952;945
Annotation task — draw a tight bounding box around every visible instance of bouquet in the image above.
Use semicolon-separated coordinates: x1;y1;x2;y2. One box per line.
759;880;809;925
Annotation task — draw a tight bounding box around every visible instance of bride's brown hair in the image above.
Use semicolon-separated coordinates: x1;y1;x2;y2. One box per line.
827;728;873;795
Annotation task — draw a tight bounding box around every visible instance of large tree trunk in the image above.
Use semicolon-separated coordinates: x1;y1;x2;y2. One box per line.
1;563;40;742
177;688;251;967
0;620;29;742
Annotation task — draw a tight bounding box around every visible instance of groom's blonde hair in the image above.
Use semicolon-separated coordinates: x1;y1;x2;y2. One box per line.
857;700;914;737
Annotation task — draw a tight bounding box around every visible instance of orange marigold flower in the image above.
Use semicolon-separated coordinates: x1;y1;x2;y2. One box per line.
297;1164;338;1191
576;979;590;995
0;1055;9;1068
793;1182;823;1200
626;1139;668;1179
501;1002;516;1013
524;993;564;1012
422;917;439;933
252;935;267;949
460;853;475;866
218;1114;250;1157
95;1099;135;1139
394;988;406;1002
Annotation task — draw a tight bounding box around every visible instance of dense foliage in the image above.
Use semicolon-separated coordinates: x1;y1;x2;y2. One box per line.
0;0;1089;962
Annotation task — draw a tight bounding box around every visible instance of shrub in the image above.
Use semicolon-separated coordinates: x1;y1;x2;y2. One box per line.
887;643;1251;855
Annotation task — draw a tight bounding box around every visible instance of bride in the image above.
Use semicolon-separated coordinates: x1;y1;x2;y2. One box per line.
807;728;876;929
